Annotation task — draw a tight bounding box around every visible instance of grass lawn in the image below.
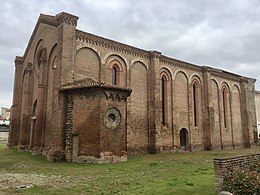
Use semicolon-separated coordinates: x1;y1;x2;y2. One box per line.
0;144;259;195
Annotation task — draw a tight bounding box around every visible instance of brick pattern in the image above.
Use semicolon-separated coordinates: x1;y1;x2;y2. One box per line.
214;153;260;192
65;93;73;161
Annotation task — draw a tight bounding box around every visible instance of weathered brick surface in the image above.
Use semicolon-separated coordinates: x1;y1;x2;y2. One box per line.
8;12;258;163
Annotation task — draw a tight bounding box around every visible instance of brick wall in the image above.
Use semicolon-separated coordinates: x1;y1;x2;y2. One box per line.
214;153;260;192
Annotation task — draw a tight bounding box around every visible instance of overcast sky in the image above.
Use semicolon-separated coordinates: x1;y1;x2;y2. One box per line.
0;0;260;108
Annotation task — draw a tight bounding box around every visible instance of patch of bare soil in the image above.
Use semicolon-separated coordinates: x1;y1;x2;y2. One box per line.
0;173;74;191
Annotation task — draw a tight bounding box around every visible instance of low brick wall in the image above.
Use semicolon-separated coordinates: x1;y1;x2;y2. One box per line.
214;153;260;193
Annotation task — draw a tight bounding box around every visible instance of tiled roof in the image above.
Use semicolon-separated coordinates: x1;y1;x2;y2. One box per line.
60;81;132;92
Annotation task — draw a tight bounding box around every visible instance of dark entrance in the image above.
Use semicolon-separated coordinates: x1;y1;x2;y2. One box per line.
180;128;188;149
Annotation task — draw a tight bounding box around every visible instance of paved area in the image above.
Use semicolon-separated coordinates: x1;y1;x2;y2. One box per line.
0;131;8;144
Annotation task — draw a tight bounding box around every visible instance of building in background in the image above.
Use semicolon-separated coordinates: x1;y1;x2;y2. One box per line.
1;107;10;120
255;91;260;139
8;12;258;163
0;107;10;127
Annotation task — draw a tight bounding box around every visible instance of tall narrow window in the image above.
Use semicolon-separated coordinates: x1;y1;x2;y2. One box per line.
223;88;228;128
193;83;198;127
161;76;167;125
112;66;117;85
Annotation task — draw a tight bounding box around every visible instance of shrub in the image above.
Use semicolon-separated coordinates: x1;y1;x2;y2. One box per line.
222;162;260;195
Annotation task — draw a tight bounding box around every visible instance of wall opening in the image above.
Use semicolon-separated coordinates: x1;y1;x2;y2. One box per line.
222;87;228;128
180;128;188;149
193;82;198;127
112;66;117;85
161;75;167;125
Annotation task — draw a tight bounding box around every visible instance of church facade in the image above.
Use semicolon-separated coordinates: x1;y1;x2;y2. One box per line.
8;12;257;163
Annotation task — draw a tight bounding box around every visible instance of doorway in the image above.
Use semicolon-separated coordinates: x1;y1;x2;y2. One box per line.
180;128;188;150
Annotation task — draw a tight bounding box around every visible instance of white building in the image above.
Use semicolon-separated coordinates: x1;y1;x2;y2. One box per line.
1;107;10;120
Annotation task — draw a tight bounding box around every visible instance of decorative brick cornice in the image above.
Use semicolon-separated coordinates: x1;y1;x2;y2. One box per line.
211;69;244;82
14;56;23;67
60;80;132;93
75;30;150;59
160;55;203;72
56;12;79;26
104;91;128;102
38;14;58;27
149;51;161;59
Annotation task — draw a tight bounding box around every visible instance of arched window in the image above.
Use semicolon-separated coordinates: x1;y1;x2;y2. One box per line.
111;64;120;85
222;87;228;128
193;82;198;127
112;66;117;85
161;75;167;125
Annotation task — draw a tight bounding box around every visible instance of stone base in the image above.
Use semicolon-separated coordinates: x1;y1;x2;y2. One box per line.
46;149;65;162
32;146;42;155
7;143;18;149
75;153;127;164
17;144;28;151
127;146;149;154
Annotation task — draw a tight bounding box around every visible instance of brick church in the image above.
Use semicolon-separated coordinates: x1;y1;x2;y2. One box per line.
8;12;257;163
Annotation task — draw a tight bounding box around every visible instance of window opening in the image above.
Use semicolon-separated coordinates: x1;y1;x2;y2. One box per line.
193;83;198;127
112;66;117;85
161;76;166;125
223;88;228;128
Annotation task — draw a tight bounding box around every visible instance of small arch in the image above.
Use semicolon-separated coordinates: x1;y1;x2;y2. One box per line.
232;84;241;93
160;67;173;80
52;56;57;69
211;79;219;88
173;70;189;81
49;43;58;69
107;56;126;86
220;82;230;91
189;74;202;84
180;128;189;149
103;52;128;68
34;39;45;61
130;59;148;70
76;45;101;58
75;47;101;82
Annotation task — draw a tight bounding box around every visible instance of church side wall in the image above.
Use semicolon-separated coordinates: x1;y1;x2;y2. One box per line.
74;37;254;152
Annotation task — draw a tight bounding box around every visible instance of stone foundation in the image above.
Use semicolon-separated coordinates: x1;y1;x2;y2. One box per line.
75;153;127;164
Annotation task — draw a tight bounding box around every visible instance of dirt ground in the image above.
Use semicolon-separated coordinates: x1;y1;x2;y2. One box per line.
0;171;80;195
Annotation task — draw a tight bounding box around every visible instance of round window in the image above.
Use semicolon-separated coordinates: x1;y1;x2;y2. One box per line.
104;108;121;130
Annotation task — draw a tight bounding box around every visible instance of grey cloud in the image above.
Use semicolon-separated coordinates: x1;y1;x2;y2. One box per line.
0;0;260;107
